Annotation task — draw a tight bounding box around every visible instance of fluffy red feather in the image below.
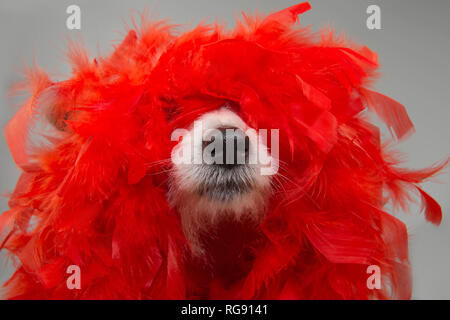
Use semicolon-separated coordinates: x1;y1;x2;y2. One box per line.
1;3;447;299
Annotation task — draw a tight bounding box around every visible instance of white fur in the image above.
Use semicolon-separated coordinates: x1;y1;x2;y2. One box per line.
168;107;273;255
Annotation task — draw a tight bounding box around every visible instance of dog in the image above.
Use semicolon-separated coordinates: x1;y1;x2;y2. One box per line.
0;2;446;299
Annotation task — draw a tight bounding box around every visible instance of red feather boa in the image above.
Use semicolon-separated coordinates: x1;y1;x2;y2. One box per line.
0;2;447;299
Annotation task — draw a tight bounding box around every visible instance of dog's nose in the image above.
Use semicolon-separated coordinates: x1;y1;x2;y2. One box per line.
203;127;250;167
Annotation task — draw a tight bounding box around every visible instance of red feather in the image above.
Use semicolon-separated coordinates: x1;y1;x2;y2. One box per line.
361;88;415;140
416;186;443;225
0;2;445;300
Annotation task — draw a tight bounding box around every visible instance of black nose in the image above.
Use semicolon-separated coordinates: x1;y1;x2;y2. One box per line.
203;127;250;168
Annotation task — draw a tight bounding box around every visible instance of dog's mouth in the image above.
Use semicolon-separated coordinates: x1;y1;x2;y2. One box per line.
195;164;257;201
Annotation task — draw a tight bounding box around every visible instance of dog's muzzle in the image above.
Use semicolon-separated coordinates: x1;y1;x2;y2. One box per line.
198;126;253;200
168;106;274;211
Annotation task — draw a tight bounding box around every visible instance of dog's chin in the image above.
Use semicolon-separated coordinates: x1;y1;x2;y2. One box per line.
168;164;270;256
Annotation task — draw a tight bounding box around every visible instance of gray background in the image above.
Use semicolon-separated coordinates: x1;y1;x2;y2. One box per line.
0;0;449;299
